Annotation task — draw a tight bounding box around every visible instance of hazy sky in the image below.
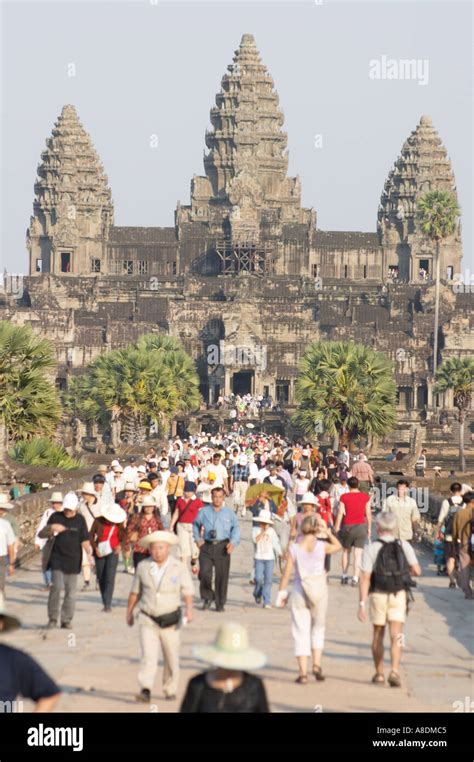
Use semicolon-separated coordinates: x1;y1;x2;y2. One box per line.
1;0;472;273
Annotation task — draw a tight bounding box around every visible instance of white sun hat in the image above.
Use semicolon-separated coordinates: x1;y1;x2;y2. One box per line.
257;509;274;525
80;482;96;496
193;623;267;671
300;492;318;507
110;459;120;468
100;503;127;524
49;492;64;503
0;493;14;510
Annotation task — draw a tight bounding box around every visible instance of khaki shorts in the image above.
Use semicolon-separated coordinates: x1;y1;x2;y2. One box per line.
369;591;406;626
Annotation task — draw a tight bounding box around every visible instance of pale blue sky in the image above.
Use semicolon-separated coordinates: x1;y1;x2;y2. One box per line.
1;0;472;273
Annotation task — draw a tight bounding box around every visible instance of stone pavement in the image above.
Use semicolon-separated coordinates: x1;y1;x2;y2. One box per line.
3;517;473;713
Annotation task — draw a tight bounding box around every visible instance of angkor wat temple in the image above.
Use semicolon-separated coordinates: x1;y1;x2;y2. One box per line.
2;34;473;442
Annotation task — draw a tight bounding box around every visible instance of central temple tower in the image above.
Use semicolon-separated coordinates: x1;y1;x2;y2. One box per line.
176;33;316;275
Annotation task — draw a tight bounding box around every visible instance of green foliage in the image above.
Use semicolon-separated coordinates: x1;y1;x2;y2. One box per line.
9;437;82;470
294;341;397;442
434;357;474;414
416;190;460;242
66;333;201;438
0;321;61;441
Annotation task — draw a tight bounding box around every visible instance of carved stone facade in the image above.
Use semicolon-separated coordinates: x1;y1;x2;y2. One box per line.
2;34;471;428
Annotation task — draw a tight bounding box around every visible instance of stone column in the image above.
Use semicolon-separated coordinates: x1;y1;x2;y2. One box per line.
427;378;433;408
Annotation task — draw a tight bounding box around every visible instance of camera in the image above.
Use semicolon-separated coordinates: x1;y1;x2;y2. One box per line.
209;530;217;540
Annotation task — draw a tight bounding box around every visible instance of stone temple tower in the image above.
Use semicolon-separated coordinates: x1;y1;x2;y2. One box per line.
176;32;314;263
27;104;114;276
377;115;462;283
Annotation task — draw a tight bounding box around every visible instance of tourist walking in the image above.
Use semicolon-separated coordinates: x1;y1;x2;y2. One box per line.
125;496;164;569
382;479;420;544
452;491;474;599
180;623;269;712
170;482;203;573
351;454;375;493
358;512;421;687
78;482;100;591
230;454;250;517
290;492;318;543
39;492;91;629
253;509;282;608
277;515;341;683
0;606;61;711
334;476;372;586
166;462;186;525
35;492;63;588
126;531;194;702
415;449;427;478
89;503;127;611
193;487;240;612
436;482;465;588
0;496;16;606
294;470;311;508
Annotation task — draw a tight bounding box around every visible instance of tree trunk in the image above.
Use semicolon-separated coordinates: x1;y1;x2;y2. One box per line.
459;411;466;474
110;412;121;451
433;238;441;384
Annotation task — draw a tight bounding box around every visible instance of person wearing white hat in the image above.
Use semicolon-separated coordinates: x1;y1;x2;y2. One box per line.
78;483;101;591
0;493;20;574
0;495;16;606
125;496;164;570
0;605;61;712
229;454;250;518
290;492;318;544
38;492;91;629
294;471;311;507
252;509;282;608
89;504;127;611
35;492;64;588
180;623;269;712
127;531;194;702
111;464;126;495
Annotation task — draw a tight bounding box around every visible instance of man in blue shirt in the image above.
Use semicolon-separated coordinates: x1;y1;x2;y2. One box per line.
193;487;240;612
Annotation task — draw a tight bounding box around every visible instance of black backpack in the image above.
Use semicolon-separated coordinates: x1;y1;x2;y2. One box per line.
370;539;413;594
443;498;463;537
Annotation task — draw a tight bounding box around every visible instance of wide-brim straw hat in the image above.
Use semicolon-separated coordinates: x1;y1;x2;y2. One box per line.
138;481;152;491
300;491;318;507
80;482;96;496
0;493;14;510
49;492;64;503
101;503;127;524
193;623;266;671
0;605;21;633
139;531;179;548
123;481;138;492
140;496;157;508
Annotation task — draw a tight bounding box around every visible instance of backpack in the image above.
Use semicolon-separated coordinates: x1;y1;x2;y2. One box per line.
443;498;463;537
370;539;412;594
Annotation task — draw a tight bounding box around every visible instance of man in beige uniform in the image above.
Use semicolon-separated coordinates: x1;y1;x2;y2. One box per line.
126;531;194;702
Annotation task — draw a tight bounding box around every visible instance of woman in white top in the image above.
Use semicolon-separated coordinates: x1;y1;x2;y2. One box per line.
294;471;311;508
35;492;63;588
277;515;341;684
252;509;282;608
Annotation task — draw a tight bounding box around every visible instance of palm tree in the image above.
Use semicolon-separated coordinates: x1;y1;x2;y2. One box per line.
294;341;397;446
434;357;474;473
67;334;201;446
416;190;460;381
0;321;61;443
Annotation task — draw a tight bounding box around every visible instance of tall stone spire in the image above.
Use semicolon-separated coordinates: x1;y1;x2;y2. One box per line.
378;116;462;281
27;104;114;276
178;34;309;241
204;33;289;198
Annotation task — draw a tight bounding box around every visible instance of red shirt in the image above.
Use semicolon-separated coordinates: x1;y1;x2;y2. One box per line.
340;492;369;526
175;496;203;524
99;521;120;549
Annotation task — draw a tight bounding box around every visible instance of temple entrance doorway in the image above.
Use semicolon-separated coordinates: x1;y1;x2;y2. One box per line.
232;370;254;395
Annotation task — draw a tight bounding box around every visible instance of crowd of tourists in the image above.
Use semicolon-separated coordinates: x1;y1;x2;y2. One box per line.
0;431;473;711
